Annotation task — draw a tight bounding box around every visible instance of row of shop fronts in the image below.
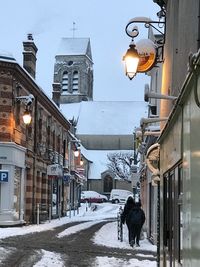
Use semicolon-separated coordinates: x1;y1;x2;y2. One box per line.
0;142;84;226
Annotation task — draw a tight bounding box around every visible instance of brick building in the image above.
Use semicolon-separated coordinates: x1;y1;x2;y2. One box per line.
0;34;82;225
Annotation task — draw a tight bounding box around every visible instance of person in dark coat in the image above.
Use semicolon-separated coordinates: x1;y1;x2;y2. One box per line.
120;196;135;246
128;201;145;247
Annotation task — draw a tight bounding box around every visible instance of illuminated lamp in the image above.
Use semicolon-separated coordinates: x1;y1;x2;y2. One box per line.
123;41;140;80
123;16;165;79
22;109;32;125
80;157;84;166
74;150;79;157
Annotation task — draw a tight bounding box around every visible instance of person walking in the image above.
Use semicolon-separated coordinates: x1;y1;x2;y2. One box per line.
128;201;145;247
120;196;135;246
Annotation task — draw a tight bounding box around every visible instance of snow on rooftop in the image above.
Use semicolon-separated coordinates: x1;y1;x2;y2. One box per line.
60;101;147;179
56;38;90;56
0;50;16;61
60;101;148;135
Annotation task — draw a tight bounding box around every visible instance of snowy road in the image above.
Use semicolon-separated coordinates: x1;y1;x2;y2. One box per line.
0;203;157;267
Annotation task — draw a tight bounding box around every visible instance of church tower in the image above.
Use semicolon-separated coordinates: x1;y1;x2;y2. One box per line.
52;38;93;106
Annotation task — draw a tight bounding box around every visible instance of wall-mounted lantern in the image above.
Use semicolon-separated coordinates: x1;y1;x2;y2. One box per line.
15;94;34;125
22;108;32;125
123;16;165;79
74;149;80;157
80;157;84;166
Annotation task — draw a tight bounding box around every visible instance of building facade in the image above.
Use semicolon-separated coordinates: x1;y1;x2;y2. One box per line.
0;35;83;226
52;37;93;105
138;0;200;266
157;0;200;266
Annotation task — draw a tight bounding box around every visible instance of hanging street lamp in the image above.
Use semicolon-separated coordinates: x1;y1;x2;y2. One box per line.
123;41;140;80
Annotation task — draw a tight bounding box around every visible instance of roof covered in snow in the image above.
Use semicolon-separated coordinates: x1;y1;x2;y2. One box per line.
56;38;92;60
0;50;16;62
60;101;148;135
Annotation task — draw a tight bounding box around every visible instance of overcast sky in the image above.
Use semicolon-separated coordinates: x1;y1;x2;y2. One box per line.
0;1;160;101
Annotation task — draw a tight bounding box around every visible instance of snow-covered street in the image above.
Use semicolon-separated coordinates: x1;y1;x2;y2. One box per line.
0;203;157;266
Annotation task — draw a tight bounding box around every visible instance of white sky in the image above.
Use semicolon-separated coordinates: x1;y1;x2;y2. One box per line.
0;203;157;267
0;0;160;101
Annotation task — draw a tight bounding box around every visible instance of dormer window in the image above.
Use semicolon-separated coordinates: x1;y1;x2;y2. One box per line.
72;71;78;92
62;72;68;94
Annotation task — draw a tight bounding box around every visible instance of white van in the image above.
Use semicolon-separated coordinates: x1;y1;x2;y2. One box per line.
109;189;133;204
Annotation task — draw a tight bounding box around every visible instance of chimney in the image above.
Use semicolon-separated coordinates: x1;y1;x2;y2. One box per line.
23;33;38;79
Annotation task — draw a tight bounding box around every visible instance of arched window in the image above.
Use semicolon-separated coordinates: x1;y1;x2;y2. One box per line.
62;72;68;93
72;71;78;92
103;175;113;193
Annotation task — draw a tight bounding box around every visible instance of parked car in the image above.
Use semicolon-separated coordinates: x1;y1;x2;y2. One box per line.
80;191;108;203
109;189;133;204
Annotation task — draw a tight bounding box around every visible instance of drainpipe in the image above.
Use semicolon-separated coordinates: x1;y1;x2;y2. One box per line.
32;96;38;223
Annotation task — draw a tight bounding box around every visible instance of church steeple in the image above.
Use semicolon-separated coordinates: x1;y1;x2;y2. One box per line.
52;38;93;106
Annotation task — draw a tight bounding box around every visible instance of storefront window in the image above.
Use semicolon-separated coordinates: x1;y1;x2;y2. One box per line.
52;179;58;215
14;167;21;219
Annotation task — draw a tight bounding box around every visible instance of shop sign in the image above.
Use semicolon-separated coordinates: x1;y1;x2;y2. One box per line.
63;174;70;182
0;170;9;182
47;164;63;176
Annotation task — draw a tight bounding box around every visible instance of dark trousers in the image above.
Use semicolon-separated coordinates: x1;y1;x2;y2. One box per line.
127;223;132;243
129;223;142;244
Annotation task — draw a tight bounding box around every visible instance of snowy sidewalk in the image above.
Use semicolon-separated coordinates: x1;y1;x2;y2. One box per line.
0;203;157;267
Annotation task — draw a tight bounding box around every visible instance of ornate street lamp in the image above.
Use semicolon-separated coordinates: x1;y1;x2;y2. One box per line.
123;41;140;80
123;17;165;79
15;94;34;125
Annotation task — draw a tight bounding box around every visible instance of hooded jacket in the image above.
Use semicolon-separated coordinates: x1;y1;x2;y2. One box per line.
120;196;135;224
127;202;145;226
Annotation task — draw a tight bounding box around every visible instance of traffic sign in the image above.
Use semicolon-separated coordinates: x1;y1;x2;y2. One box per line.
0;170;9;182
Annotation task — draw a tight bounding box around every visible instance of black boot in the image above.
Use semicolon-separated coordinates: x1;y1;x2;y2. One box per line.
130;240;135;247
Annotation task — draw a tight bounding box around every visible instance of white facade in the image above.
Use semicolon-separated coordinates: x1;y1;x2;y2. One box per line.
0;142;26;225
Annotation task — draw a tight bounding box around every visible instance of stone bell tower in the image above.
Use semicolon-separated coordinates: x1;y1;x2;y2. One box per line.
52;37;93;106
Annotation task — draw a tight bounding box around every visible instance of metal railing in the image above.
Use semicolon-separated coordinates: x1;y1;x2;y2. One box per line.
117;206;123;242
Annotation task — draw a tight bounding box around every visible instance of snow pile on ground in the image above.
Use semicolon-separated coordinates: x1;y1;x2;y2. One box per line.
57;220;104;238
93;221;157;251
33;250;64;267
0;203;157;267
94;256;156;267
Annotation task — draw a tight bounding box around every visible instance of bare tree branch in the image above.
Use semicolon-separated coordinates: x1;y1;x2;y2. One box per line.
107;152;134;181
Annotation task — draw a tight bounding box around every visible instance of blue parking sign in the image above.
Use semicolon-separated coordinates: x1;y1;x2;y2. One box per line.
0;170;9;182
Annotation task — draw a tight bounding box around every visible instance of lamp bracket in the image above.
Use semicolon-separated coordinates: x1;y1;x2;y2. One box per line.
144;84;177;102
125;16;165;65
15;94;34;106
140;116;168;127
125;17;165;39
